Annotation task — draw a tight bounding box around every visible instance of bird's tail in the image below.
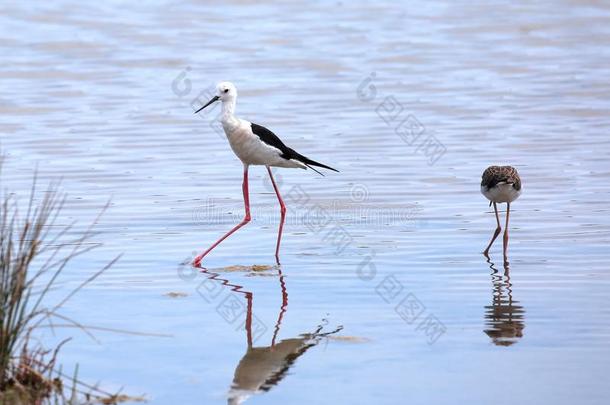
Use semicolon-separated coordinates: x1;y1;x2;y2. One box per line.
291;150;338;176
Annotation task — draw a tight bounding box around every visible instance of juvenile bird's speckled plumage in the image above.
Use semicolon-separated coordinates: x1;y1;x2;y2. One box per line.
481;165;522;205
481;166;522;191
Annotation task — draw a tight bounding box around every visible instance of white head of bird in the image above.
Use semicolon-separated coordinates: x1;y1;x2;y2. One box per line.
195;81;237;120
217;81;237;102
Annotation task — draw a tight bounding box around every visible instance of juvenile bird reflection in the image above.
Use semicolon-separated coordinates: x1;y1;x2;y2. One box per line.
484;258;525;346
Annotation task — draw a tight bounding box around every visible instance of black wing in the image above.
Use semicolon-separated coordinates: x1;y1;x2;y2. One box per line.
251;122;293;157
250;122;339;173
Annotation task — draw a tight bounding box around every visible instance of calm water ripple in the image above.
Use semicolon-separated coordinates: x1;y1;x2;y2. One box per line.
1;0;610;404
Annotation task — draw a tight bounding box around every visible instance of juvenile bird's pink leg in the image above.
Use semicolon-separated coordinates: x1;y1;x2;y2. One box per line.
193;165;251;267
267;166;286;264
503;202;511;263
483;202;501;257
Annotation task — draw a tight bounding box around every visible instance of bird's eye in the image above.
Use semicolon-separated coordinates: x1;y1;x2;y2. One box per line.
224;89;229;93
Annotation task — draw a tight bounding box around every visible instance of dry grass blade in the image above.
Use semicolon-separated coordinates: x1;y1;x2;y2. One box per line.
0;156;132;404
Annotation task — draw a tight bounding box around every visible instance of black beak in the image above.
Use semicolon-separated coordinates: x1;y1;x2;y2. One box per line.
194;95;219;114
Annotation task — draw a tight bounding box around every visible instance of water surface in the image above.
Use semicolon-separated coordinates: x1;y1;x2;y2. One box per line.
1;1;610;404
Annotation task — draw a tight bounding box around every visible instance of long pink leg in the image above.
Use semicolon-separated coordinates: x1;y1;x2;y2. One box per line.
483;202;501;257
267;167;286;264
503;202;511;263
193;165;251;267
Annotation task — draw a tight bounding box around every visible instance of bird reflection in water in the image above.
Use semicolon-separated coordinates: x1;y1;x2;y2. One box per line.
199;267;342;404
484;258;525;346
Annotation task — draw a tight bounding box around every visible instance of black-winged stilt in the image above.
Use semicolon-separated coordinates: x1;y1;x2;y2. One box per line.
192;82;338;267
480;165;522;260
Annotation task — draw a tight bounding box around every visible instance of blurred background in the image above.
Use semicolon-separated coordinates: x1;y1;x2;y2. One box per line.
1;1;609;404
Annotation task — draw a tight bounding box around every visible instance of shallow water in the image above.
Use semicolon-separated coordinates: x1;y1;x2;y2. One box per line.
2;0;610;403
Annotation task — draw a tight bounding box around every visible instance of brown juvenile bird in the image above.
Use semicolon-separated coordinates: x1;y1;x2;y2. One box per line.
480;166;522;258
